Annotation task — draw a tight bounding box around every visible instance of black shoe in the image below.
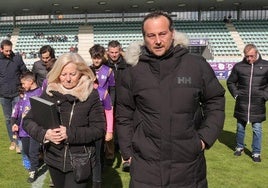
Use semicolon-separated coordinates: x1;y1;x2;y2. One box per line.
252;154;261;162
27;170;37;183
234;148;244;156
122;161;130;172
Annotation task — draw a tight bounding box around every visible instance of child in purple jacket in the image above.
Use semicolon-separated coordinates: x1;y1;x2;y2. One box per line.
11;71;43;183
89;44;115;187
11;88;30;169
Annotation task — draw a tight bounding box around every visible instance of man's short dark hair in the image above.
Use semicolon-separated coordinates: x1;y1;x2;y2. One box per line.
108;40;121;49
89;44;106;59
20;71;36;82
141;11;174;36
1;39;12;49
39;45;55;58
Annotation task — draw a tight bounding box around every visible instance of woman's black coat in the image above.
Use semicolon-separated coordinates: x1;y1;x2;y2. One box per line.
23;89;106;172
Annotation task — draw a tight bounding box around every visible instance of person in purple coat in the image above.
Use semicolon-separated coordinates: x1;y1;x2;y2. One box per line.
89;44;115;188
11;71;43;183
89;44;115;143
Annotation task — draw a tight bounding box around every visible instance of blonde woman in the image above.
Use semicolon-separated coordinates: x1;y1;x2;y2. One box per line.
23;53;106;188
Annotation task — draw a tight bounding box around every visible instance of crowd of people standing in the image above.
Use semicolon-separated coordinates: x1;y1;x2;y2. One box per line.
0;34;130;187
1;10;268;188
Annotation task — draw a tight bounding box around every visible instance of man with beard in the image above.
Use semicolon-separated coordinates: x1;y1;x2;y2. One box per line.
0;39;28;151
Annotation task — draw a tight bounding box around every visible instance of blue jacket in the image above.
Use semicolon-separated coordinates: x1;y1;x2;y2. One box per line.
0;51;28;97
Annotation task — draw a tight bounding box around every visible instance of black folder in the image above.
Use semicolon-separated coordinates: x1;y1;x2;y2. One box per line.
30;96;60;129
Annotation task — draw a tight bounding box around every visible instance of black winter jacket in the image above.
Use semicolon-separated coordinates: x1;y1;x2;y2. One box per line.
0;51;27;97
23;88;106;172
105;56;130;106
105;56;129;82
227;56;268;123
116;33;225;188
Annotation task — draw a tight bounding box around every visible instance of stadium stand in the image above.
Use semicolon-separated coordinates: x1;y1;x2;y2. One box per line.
0;25;13;41
93;22;143;50
1;19;268;76
175;21;241;57
232;20;268;56
14;23;79;56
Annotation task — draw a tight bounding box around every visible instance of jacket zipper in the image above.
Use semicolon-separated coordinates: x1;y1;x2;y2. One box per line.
247;63;253;124
63;101;76;172
63;144;68;171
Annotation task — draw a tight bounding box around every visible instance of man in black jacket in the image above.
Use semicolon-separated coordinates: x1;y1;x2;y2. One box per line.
105;40;130;171
227;44;268;162
116;11;225;187
0;39;28;151
106;40;129;104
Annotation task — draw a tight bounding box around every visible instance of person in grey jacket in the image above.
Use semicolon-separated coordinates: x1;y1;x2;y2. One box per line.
32;45;55;87
227;43;268;162
116;11;225;188
0;39;28;151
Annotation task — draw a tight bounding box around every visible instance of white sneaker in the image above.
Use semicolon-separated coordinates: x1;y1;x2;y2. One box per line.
9;142;16;150
27;171;37;183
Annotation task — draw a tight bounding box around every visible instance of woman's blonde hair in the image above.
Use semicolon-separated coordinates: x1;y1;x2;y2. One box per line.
47;53;95;84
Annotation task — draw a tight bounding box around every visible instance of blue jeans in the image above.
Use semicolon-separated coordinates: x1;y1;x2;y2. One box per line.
236;120;262;154
0;96;19;142
21;137;41;171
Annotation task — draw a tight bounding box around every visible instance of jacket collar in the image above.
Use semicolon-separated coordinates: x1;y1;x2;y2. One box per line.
242;53;263;65
124;31;189;67
46;75;94;102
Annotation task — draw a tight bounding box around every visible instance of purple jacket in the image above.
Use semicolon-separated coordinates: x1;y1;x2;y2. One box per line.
97;87;112;110
11;87;43;137
95;64;115;91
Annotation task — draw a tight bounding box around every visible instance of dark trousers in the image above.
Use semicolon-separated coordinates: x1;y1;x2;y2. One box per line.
48;165;89;188
92;139;103;182
21;137;40;171
104;139;115;160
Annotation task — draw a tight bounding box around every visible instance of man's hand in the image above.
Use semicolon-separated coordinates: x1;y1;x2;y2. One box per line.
201;140;206;151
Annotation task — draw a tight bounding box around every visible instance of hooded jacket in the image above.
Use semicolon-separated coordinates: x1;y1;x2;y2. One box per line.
23;75;106;172
227;56;268;123
116;32;225;188
0;51;27;98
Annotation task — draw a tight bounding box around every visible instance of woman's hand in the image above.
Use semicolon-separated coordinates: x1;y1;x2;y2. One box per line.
44;125;67;144
105;132;113;141
201;140;206;151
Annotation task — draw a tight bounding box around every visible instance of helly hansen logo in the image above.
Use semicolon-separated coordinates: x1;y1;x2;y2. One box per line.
177;77;192;84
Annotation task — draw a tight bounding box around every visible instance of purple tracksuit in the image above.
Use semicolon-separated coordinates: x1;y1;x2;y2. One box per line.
11;87;43;138
95;64;115;92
